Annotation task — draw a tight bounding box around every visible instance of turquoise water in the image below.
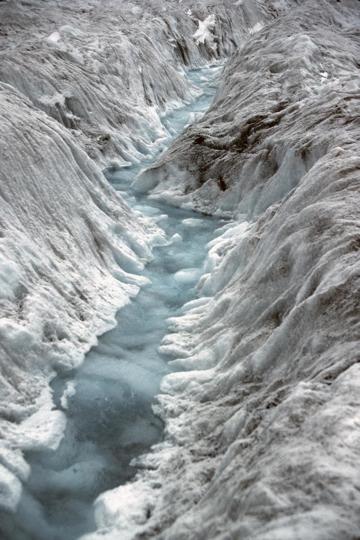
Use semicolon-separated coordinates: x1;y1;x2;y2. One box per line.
0;65;223;540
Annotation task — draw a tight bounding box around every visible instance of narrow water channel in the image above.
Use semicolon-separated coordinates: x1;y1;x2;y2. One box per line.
0;65;224;540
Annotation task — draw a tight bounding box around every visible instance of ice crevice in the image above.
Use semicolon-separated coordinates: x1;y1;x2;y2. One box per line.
0;0;359;540
0;1;241;532
90;2;360;540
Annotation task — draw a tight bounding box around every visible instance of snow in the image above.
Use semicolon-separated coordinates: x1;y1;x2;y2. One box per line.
193;14;217;51
60;381;77;410
249;22;264;33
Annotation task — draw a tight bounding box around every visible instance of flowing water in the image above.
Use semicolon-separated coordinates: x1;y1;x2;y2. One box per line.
0;65;223;540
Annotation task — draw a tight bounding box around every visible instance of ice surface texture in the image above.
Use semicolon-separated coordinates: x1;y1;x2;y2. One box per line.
0;0;360;539
0;0;259;527
0;65;223;539
0;0;264;166
95;1;360;540
136;0;360;219
0;80;157;511
0;181;221;540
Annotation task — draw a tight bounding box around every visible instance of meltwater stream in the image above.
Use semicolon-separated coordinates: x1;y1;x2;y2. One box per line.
0;65;224;540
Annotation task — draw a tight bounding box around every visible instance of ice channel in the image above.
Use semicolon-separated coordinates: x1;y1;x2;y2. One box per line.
0;65;225;540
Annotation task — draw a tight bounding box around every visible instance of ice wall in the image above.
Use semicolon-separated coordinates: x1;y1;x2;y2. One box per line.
2;0;359;537
134;0;360;218
0;0;268;166
92;1;360;539
0;81;157;511
0;0;265;519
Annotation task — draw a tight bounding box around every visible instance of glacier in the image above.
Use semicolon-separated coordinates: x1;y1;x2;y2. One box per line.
0;64;225;540
0;0;359;539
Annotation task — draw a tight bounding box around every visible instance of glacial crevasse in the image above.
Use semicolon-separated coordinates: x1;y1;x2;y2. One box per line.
91;1;360;539
0;0;264;516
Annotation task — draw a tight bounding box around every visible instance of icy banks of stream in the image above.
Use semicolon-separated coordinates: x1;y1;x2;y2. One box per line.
1;1;359;540
89;2;360;540
0;62;225;539
0;0;257;518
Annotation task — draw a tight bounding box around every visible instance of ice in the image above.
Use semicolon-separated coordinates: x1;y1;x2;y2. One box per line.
173;268;200;285
47;32;61;44
182;218;204;227
170;233;183;244
60;381;77;410
0;194;220;540
1;1;359;539
91;480;156;540
193;15;217;51
0;0;251;168
0;257;22;300
111;3;360;539
12;397;67;452
249;22;264;34
0;53;223;538
0;465;22;513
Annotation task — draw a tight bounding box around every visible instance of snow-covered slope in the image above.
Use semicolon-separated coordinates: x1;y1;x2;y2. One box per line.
89;1;360;539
